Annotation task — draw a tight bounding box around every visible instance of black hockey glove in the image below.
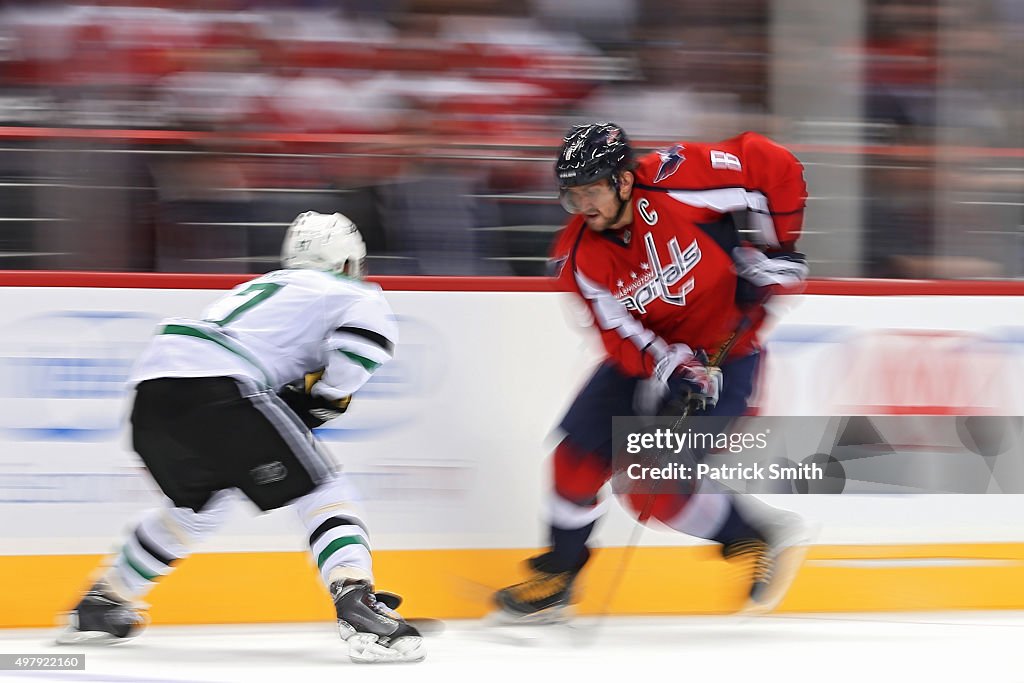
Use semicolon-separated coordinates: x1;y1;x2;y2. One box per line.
278;371;352;429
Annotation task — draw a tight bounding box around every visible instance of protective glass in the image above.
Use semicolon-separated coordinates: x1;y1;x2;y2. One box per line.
558;180;616;214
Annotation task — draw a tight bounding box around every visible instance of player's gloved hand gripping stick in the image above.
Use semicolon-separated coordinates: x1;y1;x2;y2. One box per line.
278;369;352;430
633;344;724;417
595;317;752;628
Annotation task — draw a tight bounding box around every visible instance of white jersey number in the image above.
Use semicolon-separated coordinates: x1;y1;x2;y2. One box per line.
205;282;283;326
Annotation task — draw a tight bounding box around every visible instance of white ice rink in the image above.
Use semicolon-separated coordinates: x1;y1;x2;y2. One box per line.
1;613;1022;683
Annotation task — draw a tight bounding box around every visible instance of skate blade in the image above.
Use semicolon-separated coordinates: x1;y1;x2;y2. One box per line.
55;628;135;646
484;604;573;627
347;634;426;664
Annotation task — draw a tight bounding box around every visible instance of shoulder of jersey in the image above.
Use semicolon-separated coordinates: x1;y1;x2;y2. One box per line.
551;215;587;259
635;133;752;187
268;268;384;295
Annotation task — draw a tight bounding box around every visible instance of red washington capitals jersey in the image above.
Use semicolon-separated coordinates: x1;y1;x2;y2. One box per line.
552;131;807;377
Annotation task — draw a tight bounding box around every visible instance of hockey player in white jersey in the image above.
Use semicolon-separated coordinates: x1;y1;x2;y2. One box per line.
56;212;425;663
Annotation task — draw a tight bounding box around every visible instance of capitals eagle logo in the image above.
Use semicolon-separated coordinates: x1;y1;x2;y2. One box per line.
654;144;686;183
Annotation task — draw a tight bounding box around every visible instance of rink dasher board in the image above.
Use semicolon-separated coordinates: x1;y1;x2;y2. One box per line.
0;281;1021;623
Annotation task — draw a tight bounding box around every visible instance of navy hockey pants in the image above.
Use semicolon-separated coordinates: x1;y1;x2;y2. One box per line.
546;352;761;571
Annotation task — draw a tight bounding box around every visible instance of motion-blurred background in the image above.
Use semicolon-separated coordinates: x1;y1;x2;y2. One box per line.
0;0;1019;278
0;2;1023;636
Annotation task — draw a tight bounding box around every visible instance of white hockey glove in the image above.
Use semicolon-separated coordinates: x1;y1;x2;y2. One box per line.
633;344;723;416
732;246;808;287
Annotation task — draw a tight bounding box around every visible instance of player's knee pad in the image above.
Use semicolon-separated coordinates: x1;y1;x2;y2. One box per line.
552;440;611;506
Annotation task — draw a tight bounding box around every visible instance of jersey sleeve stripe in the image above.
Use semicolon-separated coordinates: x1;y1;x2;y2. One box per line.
574;268;668;363
733;248;809;285
330;332;394;364
664;188;781;246
750;207;805;217
334;326;394;354
338;350;382;372
660;187;801;247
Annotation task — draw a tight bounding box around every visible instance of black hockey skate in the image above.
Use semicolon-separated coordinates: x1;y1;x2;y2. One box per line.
492;551;583;624
56;582;146;645
332;581;425;663
723;513;810;615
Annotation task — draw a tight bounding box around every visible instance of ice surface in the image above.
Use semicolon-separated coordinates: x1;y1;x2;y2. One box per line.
0;612;1021;683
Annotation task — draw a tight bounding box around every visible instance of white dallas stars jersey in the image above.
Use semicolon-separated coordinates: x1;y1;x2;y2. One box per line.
130;269;397;400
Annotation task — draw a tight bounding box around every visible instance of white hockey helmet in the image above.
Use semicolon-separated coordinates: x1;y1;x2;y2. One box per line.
281;211;367;278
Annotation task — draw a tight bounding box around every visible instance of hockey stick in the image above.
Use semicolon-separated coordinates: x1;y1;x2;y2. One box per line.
580;317;752;641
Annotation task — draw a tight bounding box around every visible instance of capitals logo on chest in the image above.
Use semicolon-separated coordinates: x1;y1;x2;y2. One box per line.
616;232;702;314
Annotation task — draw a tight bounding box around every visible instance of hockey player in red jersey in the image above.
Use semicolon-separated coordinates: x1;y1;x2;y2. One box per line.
494;123;810;621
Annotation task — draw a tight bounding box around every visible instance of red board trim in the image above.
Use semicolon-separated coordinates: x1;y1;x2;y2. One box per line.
0;271;1021;295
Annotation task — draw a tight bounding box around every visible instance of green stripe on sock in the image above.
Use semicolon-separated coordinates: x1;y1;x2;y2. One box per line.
339;350;381;372
316;535;370;570
123;549;159;582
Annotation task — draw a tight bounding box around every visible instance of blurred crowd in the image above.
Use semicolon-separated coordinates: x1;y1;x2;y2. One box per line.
0;0;1020;277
